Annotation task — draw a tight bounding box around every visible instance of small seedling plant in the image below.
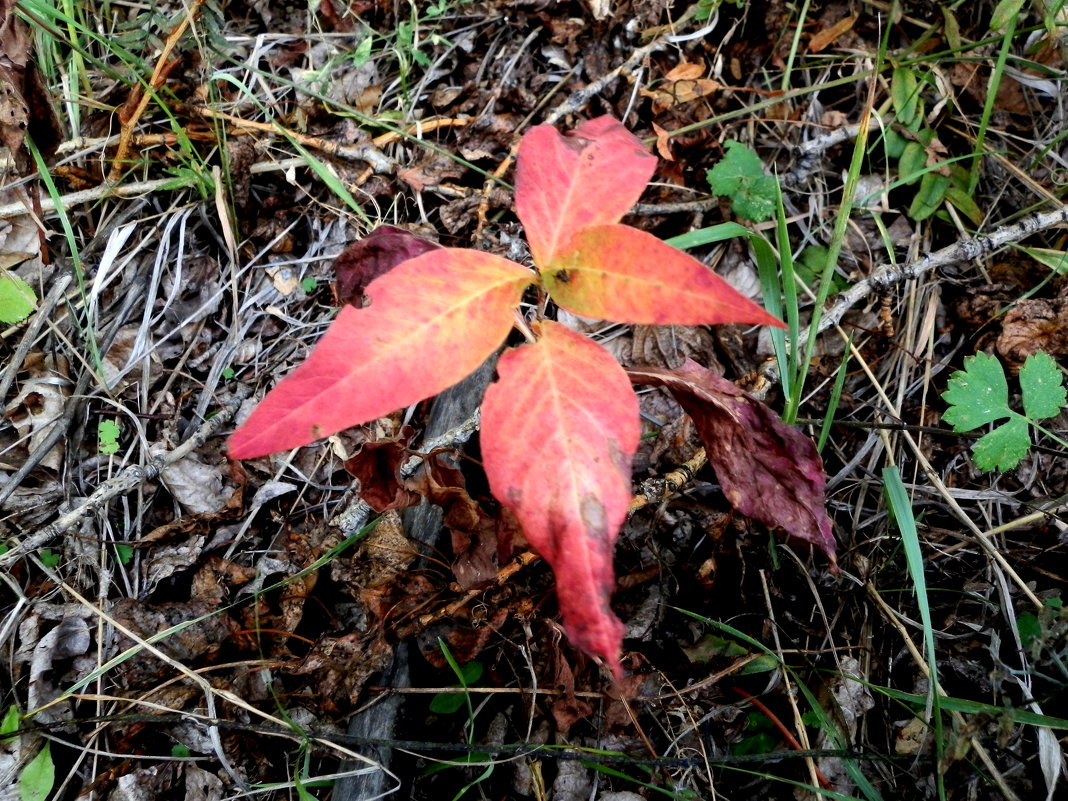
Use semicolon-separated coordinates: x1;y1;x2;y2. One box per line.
941;350;1068;472
707;140;777;223
230;117;835;676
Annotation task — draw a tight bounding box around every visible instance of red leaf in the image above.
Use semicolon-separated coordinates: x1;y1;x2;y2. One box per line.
230;250;533;458
333;225;441;306
481;321;639;677
515;116;656;267
628;360;836;564
544;224;785;327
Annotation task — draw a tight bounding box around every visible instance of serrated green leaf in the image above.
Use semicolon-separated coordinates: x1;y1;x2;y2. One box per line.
114;543;134;565
972;416;1030;472
39;549;61;569
97;420;121;455
20;742;54;801
942;352;1011;431
0;274;36;324
1020;351;1067;420
707;141;777;223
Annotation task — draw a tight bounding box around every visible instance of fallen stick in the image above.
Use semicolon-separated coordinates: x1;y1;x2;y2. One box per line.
0;386;250;568
809;204;1068;338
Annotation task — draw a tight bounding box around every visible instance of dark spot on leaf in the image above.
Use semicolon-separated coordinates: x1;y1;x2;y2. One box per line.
554;270;571;283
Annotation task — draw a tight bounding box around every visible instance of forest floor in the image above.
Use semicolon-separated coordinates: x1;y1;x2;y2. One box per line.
2;1;1068;800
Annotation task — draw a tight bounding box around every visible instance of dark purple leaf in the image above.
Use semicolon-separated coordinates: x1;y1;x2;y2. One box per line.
628;360;836;565
333;225;441;306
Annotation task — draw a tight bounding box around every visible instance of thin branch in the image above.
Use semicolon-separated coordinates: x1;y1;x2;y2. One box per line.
109;0;208;181
809;205;1068;338
0;387;251;568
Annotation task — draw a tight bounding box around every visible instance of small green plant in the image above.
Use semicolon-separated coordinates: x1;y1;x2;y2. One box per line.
883;66;980;225
97;419;121;455
114;543;134;565
0;273;36;324
941;351;1068;471
39;549;62;569
707;140;777;222
430;660;483;714
1017;595;1068;688
795;244;850;296
4;706;54;801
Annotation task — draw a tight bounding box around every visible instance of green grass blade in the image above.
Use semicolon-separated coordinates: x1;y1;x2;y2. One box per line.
883;466;945;801
818;340;852;453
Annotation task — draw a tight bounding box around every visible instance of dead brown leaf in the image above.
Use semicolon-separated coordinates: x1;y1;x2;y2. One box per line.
808;15;857;53
0;0;59;171
642;61;721;113
628;360;836;565
996;296;1068;367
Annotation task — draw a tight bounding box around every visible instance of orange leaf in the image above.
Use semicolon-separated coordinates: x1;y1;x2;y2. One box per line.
481;321;639;677
544;224;785;328
515;116;656;267
808;15;857;53
230;250;533;458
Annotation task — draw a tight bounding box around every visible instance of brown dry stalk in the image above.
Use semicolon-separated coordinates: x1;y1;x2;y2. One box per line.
195;106;470;175
629;447;708;513
108;0;207;182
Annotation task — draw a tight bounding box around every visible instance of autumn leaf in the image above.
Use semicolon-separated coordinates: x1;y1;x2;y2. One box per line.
230;250;533;458
333;225;441;307
628;360;836;564
341;429;420;512
544;224;785;328
481;321;640;677
515;116;656;267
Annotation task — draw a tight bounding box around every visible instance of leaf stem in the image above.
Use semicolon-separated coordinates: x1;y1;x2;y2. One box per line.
513;309;537;344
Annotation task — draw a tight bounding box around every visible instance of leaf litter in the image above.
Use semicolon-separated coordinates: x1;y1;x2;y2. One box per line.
1;2;1067;800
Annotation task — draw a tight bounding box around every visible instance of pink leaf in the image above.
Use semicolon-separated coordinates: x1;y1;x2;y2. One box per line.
544;224;785;327
230;250;533;458
628;360;836;565
515;116;656;267
481;321;640;677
